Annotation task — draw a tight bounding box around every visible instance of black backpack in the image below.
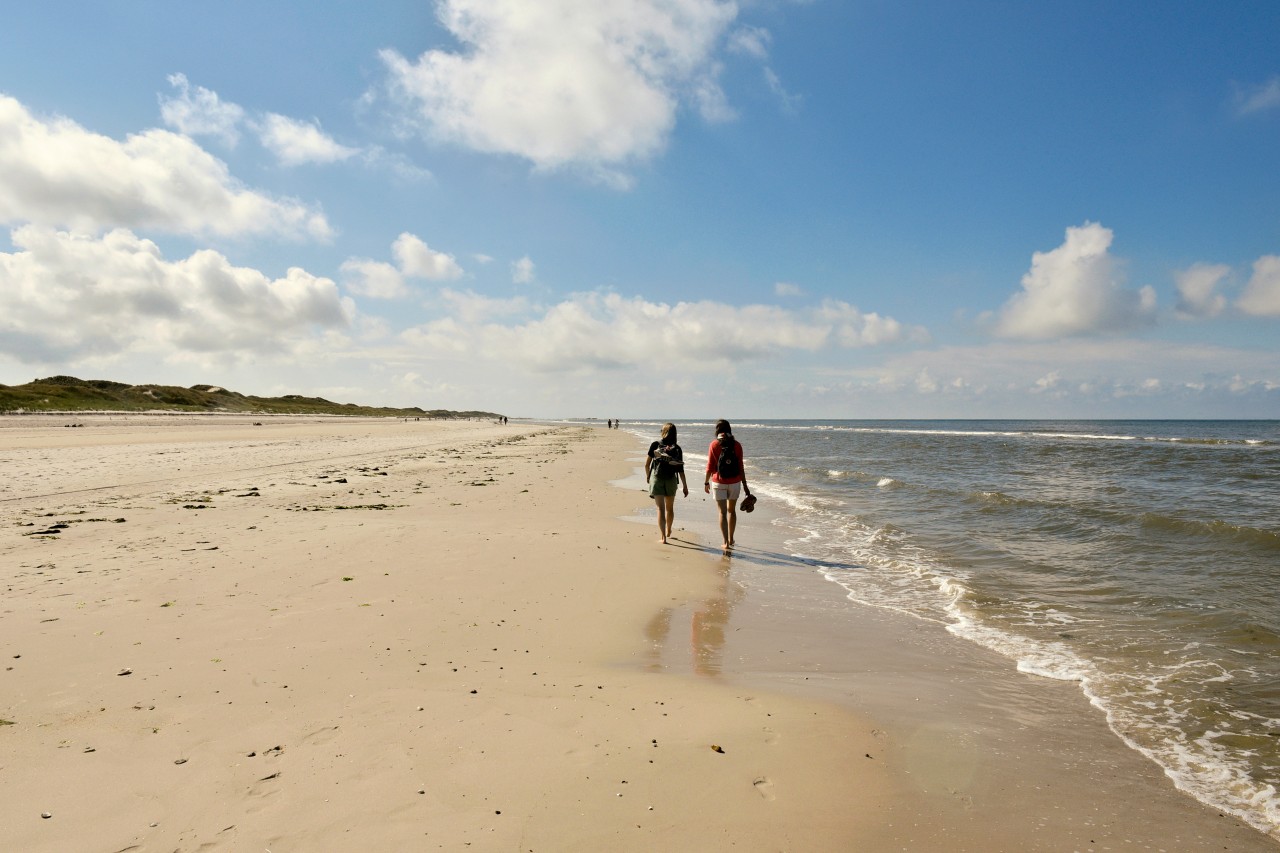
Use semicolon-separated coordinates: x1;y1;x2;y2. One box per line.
715;436;740;479
652;443;681;478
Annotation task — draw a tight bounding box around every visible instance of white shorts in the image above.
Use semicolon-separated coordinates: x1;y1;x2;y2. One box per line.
712;481;742;502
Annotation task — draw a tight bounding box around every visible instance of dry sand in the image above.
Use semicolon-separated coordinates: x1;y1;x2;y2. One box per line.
1;416;896;851
1;415;1273;851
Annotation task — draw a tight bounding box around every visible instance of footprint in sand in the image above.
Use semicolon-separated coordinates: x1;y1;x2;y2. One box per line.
753;777;776;800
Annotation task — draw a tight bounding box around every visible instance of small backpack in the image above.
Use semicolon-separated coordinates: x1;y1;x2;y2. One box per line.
715;436;740;479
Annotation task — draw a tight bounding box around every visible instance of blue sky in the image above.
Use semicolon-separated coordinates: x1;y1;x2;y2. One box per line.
1;0;1277;418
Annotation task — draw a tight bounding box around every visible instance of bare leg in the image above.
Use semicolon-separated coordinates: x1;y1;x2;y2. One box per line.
662;495;676;539
726;500;738;547
654;496;669;544
716;499;732;551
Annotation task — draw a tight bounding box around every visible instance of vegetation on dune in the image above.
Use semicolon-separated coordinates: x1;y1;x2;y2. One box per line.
0;376;500;419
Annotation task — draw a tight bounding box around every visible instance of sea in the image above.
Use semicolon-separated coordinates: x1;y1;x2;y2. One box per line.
563;418;1280;838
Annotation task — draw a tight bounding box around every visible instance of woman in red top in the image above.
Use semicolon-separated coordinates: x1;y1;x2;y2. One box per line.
704;419;751;552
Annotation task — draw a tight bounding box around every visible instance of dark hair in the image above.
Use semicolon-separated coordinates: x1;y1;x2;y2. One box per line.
660;422;677;443
714;419;732;436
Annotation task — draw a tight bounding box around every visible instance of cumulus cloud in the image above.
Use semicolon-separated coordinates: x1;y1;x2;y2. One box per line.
994;222;1156;339
163;75;390;172
0;225;352;364
393;232;464;280
401;292;920;372
1234;76;1280;116
1237;255;1280;317
1174;263;1229;318
379;0;738;182
159;73;246;146
340;258;407;299
258;113;360;166
0;95;331;239
340;233;464;299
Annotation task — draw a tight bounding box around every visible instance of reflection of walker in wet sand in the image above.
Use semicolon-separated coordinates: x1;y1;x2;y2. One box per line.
644;563;744;677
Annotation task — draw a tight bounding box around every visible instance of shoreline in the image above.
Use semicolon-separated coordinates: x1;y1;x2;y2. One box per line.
613;425;1278;849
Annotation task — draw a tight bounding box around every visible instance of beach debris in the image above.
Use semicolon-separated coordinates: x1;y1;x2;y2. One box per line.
710;744;724;753
41;812;52;819
0;719;15;726
174;758;188;765
83;747;95;753
258;771;281;781
342;577;354;582
117;668;132;676
264;745;284;756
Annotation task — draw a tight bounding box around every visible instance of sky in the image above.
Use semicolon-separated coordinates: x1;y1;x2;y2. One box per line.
1;0;1278;419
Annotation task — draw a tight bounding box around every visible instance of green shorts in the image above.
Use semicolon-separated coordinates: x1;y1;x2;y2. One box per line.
649;475;678;497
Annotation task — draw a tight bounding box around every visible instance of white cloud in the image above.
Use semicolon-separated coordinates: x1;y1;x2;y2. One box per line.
379;0;738;182
401;292;920;372
1237;255;1280;317
159;73;246;146
1174;263;1229;318
727;25;771;59
0;95;332;240
393;232;464;280
164;75;404;173
511;256;536;284
258;113;360;166
340;258;408;299
848;338;1280;413
763;67;802;113
1235;76;1280;116
994;222;1156;339
0;225;352;364
340;233;463;299
774;281;803;297
438;288;531;323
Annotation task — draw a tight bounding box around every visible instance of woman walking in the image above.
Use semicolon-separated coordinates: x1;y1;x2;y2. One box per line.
645;422;688;544
704;419;751;553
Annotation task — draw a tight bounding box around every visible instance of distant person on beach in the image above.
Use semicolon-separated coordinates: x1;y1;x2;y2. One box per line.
645;422;688;544
704;419;751;552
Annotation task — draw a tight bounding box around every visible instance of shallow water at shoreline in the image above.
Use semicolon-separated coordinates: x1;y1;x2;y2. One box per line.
582;418;1280;840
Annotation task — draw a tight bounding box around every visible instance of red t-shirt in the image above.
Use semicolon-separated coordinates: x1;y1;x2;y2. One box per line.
705;438;744;484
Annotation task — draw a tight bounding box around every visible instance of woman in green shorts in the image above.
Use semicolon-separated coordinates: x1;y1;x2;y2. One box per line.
645;422;689;544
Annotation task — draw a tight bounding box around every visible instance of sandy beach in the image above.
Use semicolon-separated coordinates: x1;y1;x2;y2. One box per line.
1;416;1274;851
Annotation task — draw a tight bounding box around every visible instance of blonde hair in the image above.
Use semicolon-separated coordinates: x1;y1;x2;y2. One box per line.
660;422;677;443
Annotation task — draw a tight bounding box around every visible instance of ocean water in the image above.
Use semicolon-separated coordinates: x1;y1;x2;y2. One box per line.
592;418;1280;838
